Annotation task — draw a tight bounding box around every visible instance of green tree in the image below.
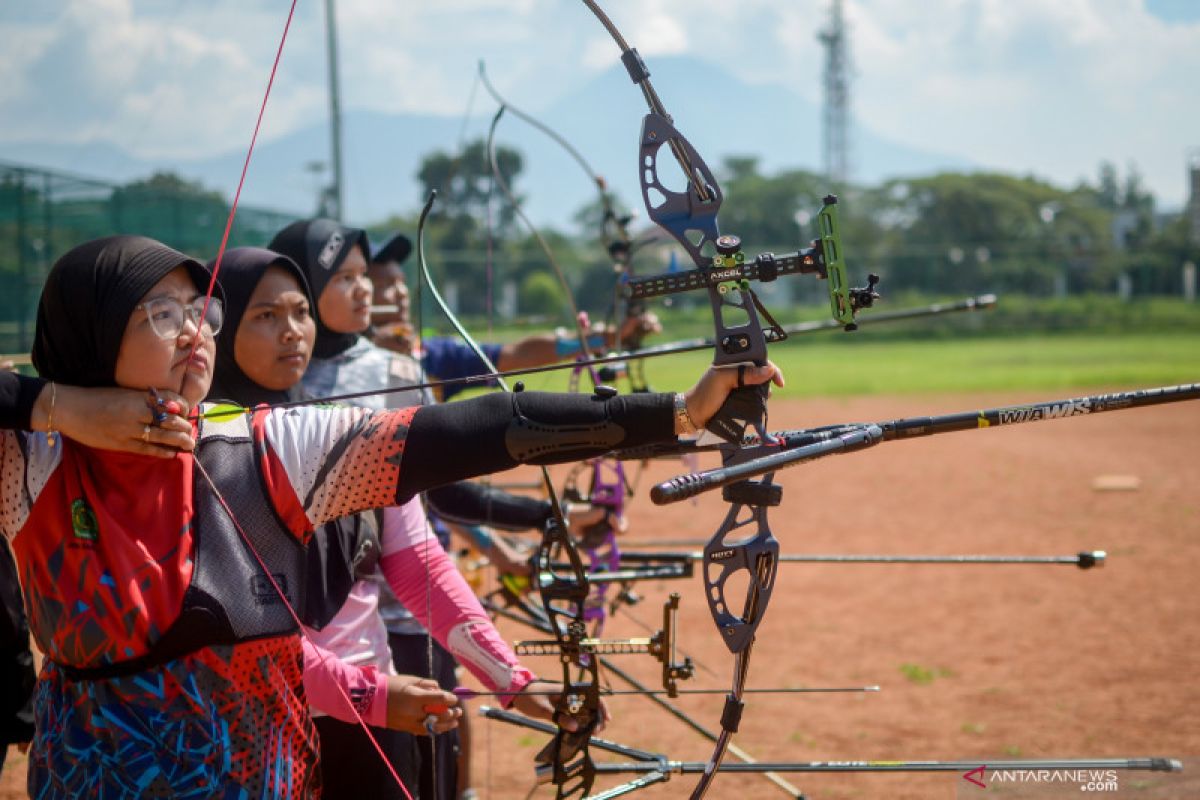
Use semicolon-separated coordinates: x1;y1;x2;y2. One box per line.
860;172;1116;294
416;139;523;237
519;271;565;316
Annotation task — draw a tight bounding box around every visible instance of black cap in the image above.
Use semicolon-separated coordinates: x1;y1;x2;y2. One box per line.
371;233;412;266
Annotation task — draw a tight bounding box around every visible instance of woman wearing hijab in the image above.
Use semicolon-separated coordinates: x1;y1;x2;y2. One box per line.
268;219;569;797
267;222;617;798
207;246;567;798
0;234;780;799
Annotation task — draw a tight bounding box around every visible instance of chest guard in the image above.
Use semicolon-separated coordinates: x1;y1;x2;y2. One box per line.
184;412;307;643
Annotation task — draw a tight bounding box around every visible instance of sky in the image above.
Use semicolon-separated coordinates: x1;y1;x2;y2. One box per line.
1;0;1198;210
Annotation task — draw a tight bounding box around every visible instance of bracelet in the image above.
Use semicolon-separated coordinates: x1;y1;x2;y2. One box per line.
673;392;700;437
46;381;58;446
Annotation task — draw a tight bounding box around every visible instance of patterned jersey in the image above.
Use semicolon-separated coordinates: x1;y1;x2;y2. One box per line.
0;402;417;799
303;339;432;636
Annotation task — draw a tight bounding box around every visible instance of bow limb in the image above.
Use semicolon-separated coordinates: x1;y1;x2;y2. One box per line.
477;94;636;653
480;60;656;389
416;192;603;798
573;3;812;796
477;68;652;634
483;103;599;372
478;61;609;208
477;60;634;271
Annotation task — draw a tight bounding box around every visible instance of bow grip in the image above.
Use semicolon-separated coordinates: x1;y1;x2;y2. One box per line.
705;381;769;447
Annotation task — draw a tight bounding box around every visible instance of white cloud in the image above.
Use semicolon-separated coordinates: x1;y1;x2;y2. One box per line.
0;0;1196;206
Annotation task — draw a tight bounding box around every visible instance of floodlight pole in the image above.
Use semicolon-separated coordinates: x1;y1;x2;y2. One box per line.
323;0;345;220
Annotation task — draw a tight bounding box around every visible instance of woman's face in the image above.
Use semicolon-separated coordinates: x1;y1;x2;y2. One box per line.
368;259;410;327
317;244;372;334
113;266;216;407
233;265;315;390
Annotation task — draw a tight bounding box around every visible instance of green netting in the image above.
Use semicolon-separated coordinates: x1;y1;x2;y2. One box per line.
0;161;296;355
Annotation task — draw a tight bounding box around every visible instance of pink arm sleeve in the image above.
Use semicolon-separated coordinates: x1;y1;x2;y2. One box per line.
301;637;390;728
380;503;535;706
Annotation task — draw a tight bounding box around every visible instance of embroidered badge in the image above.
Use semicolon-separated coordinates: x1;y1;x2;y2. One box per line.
70;498;99;543
317;231;345;270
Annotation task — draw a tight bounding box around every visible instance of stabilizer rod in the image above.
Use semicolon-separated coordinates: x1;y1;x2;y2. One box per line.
640;383;1200;499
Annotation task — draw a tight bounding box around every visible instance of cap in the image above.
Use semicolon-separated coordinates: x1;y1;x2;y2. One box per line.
371;233;413;265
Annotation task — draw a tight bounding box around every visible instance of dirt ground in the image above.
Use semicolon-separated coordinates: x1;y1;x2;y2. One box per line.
2;390;1197;799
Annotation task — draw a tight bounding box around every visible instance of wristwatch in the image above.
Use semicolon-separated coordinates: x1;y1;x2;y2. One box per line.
673;392;701;437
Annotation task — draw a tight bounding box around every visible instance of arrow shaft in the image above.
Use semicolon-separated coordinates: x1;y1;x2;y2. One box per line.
195;295;1003;420
482;706;1181;776
457;686;876;699
586;758;1182;774
781;293;995;335
614;551;1105;567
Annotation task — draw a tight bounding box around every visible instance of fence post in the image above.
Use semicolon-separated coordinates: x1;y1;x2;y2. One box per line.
1184;261;1196;303
16;172;28;350
1117;273;1132;302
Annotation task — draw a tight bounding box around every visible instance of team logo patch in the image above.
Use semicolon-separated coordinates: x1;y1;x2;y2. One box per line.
251;573;290;605
70;498;99;543
317;232;345;270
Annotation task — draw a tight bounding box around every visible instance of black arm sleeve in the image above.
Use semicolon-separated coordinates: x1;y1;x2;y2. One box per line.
396;390;673;502
425;481;552;531
0;372;46;431
0;543;35;746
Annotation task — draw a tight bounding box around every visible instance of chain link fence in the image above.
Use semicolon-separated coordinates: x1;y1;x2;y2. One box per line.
0;161;297;355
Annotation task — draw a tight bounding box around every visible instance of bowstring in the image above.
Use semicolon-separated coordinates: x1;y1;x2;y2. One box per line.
182;0;296;393
172;2;417;795
412;195;442;800
193;455;413;800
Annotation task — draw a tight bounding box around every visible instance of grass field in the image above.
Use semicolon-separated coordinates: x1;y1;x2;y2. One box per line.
498;332;1200;398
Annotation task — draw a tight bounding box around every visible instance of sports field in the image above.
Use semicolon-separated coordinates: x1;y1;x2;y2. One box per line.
504;332;1200;398
468;388;1199;799
2;348;1196;799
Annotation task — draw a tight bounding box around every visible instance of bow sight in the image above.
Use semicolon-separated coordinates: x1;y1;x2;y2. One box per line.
623;198;879;336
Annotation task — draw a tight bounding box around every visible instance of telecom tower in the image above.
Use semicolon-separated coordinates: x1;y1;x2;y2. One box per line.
818;0;851;187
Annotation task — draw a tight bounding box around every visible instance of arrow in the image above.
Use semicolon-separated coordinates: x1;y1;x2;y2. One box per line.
452;685;879;701
597;550;1107;570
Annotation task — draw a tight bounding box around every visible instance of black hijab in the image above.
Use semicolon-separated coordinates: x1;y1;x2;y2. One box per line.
267;219;370;359
31;236;216;386
206;247;313;407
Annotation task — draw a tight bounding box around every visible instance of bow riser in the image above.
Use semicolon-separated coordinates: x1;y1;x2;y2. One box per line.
637;113;723;268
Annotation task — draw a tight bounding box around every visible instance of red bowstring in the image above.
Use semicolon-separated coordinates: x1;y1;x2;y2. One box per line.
180;3;416;797
182;0;294;386
194;457;412;798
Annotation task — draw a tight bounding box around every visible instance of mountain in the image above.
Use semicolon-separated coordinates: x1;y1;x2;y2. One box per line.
1;56;972;233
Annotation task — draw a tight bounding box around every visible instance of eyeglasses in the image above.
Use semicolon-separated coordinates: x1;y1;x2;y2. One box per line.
135;296;224;339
